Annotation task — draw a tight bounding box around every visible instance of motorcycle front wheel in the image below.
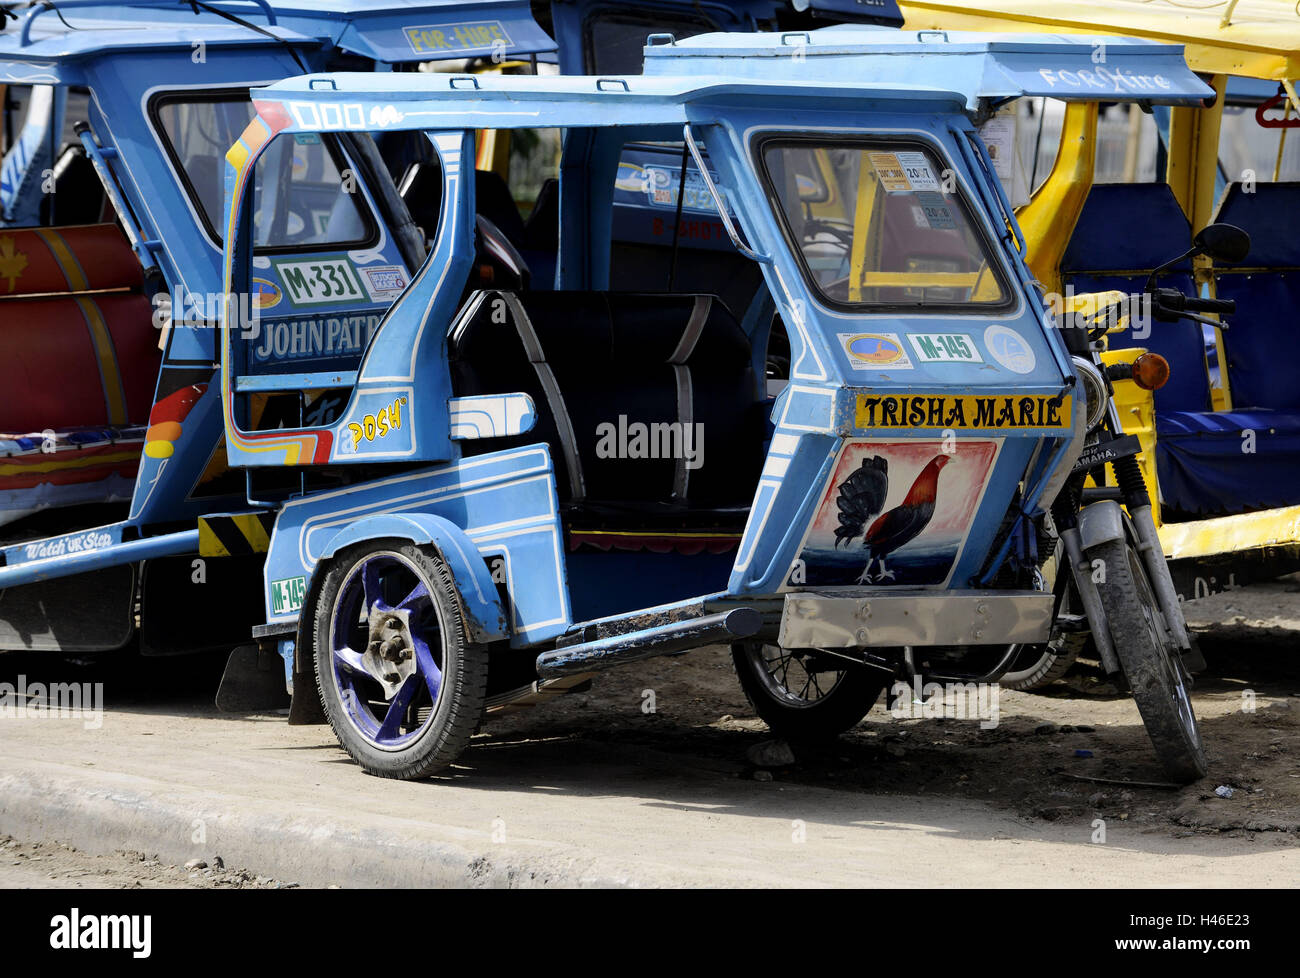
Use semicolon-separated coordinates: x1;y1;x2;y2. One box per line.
1087;537;1207;782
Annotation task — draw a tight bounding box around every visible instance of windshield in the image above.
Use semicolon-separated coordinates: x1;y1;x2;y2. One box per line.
760;139;1012;311
153;93;374;251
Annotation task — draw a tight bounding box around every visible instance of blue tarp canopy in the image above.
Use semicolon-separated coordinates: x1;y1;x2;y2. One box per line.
642;27;1215;108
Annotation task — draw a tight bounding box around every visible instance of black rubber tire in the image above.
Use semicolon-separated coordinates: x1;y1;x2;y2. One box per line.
1001;633;1086;691
731;641;888;742
313;541;488;780
1088;538;1207;782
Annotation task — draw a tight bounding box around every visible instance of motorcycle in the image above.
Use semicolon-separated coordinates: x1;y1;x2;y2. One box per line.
1024;223;1251;780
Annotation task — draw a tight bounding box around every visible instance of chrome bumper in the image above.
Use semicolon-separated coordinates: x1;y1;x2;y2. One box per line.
778;589;1054;649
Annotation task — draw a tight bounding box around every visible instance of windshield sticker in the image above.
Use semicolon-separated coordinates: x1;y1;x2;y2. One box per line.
360;264;409;304
984;324;1037;374
855;394;1070;430
914;191;955;230
252;313;381;364
404;21;513;55
273;257;365;307
895;151;940;192
908;333;982;364
869;152;912;193
839;332;913;370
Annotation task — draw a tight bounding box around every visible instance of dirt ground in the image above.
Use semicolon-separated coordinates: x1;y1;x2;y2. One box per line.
482;573;1300;838
0;836;284;889
0;574;1296;887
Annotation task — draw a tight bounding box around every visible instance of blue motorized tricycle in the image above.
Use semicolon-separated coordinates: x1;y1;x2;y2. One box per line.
206;27;1218;780
0;0;556;656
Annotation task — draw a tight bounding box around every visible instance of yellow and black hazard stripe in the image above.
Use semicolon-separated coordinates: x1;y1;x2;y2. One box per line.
199;512;276;557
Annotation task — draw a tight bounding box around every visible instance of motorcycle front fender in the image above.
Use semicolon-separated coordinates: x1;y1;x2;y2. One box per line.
1078;500;1127;552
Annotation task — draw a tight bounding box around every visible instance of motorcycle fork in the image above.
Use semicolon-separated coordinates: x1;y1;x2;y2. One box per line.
1052;496;1122;677
1110;454;1192;652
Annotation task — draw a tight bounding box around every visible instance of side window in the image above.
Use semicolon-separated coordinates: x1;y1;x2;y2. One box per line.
763;140;1012;310
154;93;375;251
250;133;373;250
153;94;257;237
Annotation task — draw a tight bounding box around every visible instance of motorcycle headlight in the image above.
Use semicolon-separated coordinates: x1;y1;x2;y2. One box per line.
1072;356;1108;430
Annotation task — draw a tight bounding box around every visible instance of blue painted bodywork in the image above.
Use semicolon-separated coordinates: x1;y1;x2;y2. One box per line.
267;446;566;645
222;28;1210;657
0;1;555;593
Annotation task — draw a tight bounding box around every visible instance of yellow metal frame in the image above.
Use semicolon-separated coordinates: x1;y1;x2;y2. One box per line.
1016;101;1097;295
898;0;1300;561
848;151;880;303
899;1;1300;80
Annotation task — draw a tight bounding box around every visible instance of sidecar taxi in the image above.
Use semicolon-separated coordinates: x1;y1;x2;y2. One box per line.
212;29;1211;776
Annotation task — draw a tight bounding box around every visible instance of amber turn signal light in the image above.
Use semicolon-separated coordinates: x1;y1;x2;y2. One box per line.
1132;352;1171;391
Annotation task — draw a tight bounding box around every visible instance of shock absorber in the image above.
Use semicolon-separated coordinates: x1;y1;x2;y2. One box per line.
1112;454;1150;510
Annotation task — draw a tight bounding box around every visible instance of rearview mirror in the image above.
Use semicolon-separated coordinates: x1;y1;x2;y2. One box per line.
1194;223;1251;264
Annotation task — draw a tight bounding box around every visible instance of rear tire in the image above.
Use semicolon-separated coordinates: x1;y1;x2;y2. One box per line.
1088;537;1206;782
731;641;888;742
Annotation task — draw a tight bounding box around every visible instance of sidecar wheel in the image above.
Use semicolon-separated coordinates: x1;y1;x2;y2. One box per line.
731;641;888;742
1088;538;1206;782
313;541;488;779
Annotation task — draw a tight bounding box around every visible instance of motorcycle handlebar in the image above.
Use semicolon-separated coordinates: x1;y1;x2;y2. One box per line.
1180;296;1236;314
1148;289;1235;315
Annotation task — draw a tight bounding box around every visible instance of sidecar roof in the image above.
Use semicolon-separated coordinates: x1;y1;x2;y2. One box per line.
250;26;1212;129
641;27;1215;109
0;0;555;85
252;68;971;134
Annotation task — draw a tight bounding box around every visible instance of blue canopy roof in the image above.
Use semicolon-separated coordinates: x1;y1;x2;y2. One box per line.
0;0;555;83
251;68;978;134
642;26;1215;108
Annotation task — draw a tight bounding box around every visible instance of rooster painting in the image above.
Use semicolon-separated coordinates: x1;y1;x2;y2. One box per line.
833;453;952;583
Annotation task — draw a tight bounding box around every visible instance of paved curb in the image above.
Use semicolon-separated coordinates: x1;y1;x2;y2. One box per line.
0;766;638;888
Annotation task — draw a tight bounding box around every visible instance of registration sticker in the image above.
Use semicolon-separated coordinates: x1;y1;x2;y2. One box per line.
908;333;983;363
360;264;409;304
895;151;941;191
984;324;1037;374
274;258;365;307
271;575;307;616
915;191;955;230
855;393;1071;430
869;152;912;193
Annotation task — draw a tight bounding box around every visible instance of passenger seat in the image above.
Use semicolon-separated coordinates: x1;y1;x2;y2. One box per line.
448;290;767;531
